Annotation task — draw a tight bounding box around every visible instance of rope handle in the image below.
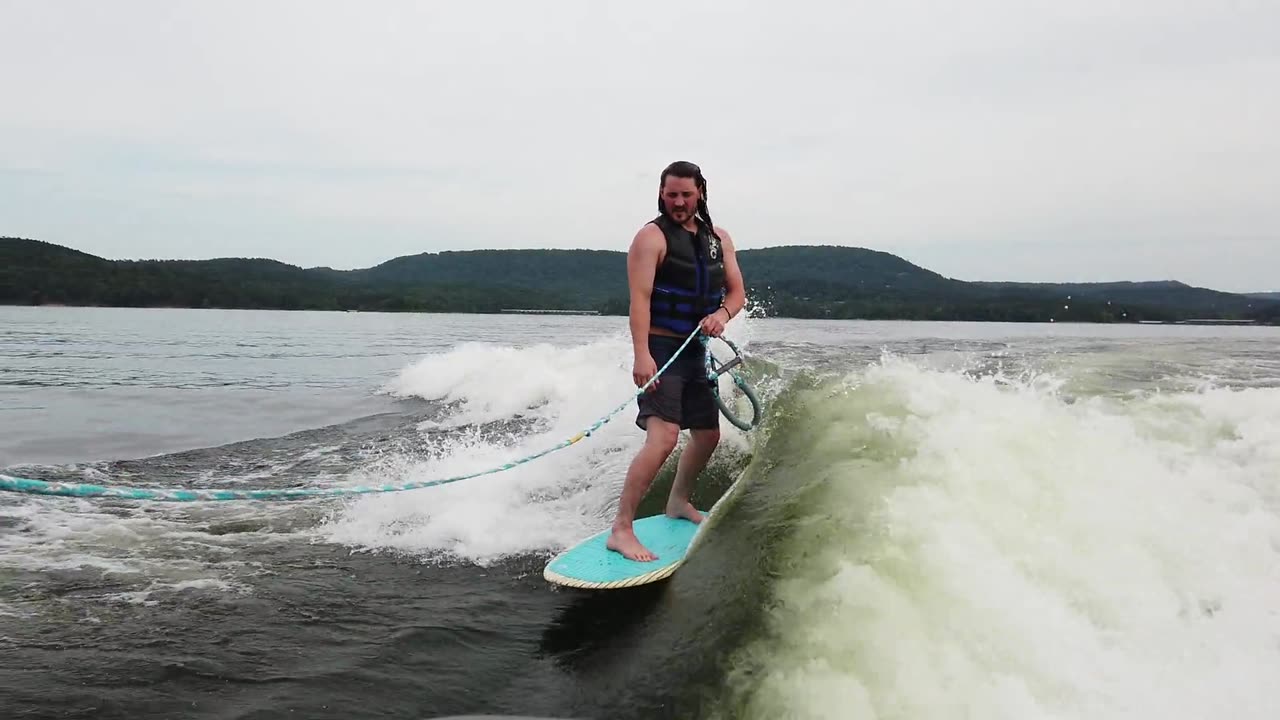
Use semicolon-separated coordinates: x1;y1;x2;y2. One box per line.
703;335;763;431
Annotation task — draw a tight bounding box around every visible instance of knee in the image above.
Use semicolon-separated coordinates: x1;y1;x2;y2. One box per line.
648;424;679;455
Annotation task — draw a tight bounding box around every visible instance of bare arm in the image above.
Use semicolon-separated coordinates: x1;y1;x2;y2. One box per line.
697;227;747;338
716;227;747;320
627;225;665;387
627;224;664;353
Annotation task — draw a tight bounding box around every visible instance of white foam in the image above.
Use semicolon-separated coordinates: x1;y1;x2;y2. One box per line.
322;325;758;565
382;340;609;428
723;357;1280;720
0;497;275;601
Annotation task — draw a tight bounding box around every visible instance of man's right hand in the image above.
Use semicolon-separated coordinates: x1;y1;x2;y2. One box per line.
633;353;659;391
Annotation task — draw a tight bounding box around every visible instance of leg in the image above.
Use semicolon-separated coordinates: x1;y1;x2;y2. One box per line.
665;369;723;523
665;427;719;523
607;417;679;561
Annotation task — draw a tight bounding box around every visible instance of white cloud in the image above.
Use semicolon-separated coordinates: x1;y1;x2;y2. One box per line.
1;1;1276;290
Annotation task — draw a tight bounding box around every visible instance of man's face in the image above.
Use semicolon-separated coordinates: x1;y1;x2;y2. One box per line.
660;176;700;225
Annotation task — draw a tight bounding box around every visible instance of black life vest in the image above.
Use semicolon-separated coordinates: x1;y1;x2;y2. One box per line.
648;214;726;335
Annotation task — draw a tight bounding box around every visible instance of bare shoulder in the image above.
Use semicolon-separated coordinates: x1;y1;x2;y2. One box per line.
629;222;666;266
631;222;664;250
713;225;736;250
636;221;664;241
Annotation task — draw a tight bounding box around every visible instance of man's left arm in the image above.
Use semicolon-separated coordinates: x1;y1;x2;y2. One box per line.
717;228;747;321
699;228;746;337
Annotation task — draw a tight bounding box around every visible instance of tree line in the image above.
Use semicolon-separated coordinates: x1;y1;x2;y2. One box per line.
3;236;1276;324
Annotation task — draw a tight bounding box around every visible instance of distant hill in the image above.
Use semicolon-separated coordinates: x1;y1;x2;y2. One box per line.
1247;292;1280;301
969;280;1263;319
337;248;628;307
2;236;1277;324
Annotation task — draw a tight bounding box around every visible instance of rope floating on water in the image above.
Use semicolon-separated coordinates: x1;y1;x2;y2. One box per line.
1;327;759;502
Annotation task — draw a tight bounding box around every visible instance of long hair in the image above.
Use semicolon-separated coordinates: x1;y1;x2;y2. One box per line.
658;160;721;241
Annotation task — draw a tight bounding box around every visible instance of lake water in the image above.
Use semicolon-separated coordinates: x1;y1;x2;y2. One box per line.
2;306;1278;719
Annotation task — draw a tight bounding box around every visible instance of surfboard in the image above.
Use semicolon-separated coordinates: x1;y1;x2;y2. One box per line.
543;511;711;590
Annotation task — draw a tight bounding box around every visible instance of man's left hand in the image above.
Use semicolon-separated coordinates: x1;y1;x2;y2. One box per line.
699;308;729;337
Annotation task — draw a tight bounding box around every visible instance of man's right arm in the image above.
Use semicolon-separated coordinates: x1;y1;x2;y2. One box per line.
626;225;663;356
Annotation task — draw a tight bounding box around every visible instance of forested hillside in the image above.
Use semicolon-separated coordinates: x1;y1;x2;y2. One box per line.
3;236;1276;324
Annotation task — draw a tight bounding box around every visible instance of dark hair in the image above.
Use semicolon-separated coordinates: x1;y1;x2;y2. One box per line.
658;161;720;241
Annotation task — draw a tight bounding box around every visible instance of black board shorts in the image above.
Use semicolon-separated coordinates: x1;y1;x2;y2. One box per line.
635;334;719;431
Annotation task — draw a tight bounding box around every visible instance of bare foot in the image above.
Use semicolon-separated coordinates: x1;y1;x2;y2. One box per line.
665;500;704;524
607;526;657;562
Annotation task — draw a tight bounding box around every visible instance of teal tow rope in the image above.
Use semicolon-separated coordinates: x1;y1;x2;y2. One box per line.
0;327;756;502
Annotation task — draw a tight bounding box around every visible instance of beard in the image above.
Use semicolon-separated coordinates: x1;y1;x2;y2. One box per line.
664;204;695;224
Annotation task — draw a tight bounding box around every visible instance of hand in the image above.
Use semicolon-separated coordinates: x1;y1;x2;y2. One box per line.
633;352;659;391
699;307;729;337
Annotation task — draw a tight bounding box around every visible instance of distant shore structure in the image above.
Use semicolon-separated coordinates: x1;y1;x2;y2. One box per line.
1138;318;1257;325
500;309;600;316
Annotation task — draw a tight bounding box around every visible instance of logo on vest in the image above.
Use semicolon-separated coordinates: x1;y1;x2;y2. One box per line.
708;236;720;260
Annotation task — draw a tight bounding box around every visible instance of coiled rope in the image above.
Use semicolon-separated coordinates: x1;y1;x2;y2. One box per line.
0;327;758;502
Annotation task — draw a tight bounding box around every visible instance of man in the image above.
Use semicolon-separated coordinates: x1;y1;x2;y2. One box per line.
606;160;747;562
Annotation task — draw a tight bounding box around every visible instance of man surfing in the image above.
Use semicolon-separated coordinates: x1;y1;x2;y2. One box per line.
606;160;747;562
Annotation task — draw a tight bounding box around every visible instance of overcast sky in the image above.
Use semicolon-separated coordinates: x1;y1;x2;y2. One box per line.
2;1;1276;291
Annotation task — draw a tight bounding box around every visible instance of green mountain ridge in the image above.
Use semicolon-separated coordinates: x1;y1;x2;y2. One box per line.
2;236;1276;324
